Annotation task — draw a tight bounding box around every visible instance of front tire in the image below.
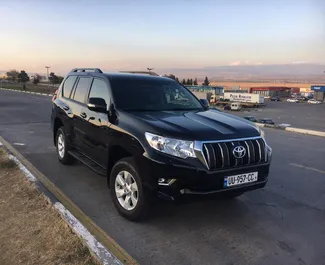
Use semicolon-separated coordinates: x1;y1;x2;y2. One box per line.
56;127;74;165
110;157;149;221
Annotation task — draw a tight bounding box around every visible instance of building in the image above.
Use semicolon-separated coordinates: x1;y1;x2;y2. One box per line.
249;87;300;97
311;86;325;101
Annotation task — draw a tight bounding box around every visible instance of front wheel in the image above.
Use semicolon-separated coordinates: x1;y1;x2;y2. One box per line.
110;157;149;221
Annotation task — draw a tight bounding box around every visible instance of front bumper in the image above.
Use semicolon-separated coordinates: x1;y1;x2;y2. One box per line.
139;152;270;200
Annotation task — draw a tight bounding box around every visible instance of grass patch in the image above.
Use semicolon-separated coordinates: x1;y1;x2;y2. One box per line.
1;83;57;94
0;149;99;265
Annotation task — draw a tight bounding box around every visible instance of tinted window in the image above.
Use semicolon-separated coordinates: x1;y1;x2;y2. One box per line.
111;78;203;111
73;77;91;103
88;78;110;105
62;76;77;98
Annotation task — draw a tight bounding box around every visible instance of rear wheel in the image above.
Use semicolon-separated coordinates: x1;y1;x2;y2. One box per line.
56;127;74;165
110;157;149;221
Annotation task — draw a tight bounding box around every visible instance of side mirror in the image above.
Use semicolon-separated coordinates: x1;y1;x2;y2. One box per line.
200;98;210;109
87;97;107;113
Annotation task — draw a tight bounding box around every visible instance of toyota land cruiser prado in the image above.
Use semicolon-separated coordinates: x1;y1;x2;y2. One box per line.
51;68;272;220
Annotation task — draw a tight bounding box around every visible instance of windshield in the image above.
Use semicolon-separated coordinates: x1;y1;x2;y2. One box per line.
111;78;204;111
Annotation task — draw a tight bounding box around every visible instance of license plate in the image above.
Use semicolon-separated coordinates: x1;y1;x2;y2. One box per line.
224;172;258;187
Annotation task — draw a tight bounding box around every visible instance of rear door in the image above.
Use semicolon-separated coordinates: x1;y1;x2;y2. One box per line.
53;75;78;147
82;78;111;166
70;76;92;153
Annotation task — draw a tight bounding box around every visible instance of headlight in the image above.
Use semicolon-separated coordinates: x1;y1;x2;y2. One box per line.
145;132;196;159
260;129;265;140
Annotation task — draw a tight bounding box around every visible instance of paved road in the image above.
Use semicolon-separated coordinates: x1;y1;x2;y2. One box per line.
1;90;325;265
229;101;325;131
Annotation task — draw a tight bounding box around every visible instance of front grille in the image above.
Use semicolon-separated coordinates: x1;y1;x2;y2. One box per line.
202;138;267;170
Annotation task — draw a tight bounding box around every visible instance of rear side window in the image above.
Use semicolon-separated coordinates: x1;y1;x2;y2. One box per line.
73;77;92;103
62;76;77;98
88;78;110;105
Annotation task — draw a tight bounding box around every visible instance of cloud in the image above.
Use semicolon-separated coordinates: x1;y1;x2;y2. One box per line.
292;61;306;64
230;61;262;66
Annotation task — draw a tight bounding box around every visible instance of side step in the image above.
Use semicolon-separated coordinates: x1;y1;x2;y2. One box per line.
68;150;107;176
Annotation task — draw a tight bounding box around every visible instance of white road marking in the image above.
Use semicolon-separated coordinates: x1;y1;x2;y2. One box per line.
8;154;37;182
290;163;325;175
13;143;25;146
54;202;122;265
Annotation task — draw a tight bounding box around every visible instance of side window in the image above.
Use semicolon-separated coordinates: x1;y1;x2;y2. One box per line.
73;77;91;103
62;76;77;98
88;78;110;105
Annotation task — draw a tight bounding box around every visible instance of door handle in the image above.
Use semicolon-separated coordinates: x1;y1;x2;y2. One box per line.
63;105;69;111
80;112;87;119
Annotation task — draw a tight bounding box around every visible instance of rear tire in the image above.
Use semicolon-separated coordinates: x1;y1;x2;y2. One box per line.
110;157;149;221
56;127;74;165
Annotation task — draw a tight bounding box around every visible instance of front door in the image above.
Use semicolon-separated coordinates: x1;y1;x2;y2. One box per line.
82;78;111;167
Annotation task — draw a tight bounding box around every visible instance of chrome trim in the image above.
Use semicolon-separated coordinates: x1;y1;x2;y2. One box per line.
203;145;210;168
255;139;262;163
244;141;251;164
195;136;263;169
158;179;176;186
217;143;224;168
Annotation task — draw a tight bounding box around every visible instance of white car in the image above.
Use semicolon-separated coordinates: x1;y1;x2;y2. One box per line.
287;98;299;103
307;99;322;104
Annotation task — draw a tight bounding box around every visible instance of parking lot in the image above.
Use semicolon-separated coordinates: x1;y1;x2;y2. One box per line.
1;89;325;265
231;100;325;131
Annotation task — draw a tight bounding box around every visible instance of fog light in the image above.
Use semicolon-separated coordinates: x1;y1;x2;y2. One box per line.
158;178;176;186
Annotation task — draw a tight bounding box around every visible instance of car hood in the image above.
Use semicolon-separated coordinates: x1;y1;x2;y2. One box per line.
125;109;261;141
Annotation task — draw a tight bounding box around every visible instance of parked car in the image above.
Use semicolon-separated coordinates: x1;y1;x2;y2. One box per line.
307;99;322;104
270;96;280;101
230;102;242;111
287;98;299;103
51;68;272;221
243;116;258;122
258;118;275;125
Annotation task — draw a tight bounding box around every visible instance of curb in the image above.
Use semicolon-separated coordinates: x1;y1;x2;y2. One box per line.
0;87;53;97
256;123;325;138
0;136;138;265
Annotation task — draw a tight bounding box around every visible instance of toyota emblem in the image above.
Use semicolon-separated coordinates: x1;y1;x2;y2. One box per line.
232;145;246;159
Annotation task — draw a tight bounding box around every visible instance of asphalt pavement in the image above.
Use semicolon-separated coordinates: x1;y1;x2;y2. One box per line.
231;100;325;131
1;90;325;265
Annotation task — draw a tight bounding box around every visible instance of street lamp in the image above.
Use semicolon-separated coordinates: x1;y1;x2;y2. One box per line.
45;66;50;86
147;68;154;72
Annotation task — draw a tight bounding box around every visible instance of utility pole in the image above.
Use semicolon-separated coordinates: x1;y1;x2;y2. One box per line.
45;66;50;87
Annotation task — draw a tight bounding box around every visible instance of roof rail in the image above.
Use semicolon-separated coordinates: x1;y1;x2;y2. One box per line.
118;71;159;76
70;68;103;73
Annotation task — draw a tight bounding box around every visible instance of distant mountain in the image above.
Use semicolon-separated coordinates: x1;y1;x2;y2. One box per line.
158;64;325;82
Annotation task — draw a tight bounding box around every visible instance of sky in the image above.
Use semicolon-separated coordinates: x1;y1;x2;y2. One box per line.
0;0;324;75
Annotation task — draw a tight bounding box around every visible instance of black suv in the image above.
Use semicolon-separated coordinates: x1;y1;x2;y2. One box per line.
51;68;272;220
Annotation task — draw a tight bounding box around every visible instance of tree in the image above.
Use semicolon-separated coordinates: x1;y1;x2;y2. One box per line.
18;70;30;90
194;78;198;85
6;69;19;82
190;79;193;85
186;79;191;85
32;73;42;85
202;76;210;86
175;77;179;83
163;74;177;80
57;76;64;84
49;72;59;85
182;79;186;85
